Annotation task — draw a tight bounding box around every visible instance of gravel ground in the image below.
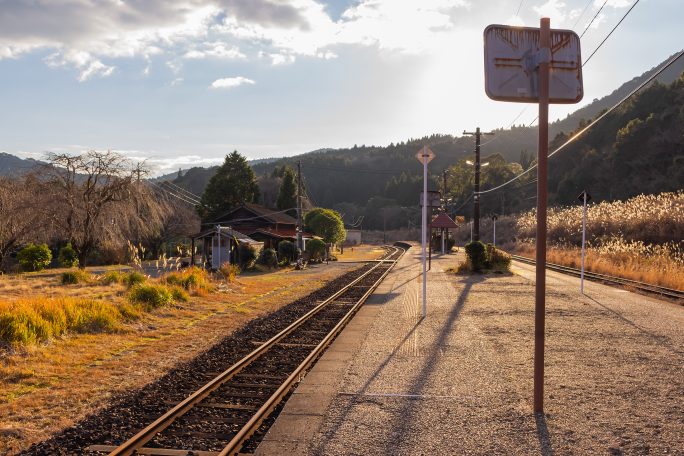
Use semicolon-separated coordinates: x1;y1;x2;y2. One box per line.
307;250;684;455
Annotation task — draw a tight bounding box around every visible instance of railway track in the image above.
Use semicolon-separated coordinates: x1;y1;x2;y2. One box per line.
510;254;684;301
85;245;405;456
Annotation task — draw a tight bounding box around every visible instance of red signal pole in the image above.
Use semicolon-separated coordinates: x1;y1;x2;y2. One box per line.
534;17;551;414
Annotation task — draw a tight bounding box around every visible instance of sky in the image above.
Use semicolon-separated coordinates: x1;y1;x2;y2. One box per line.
0;0;682;174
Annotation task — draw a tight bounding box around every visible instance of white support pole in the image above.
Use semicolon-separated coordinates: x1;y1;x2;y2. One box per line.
470;221;473;242
421;146;428;319
216;224;221;269
441;228;445;254
580;192;587;294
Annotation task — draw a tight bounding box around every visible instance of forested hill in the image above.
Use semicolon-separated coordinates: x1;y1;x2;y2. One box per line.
168;54;684;229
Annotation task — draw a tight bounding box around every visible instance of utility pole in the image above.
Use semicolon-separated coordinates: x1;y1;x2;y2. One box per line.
463;127;494;241
442;170;448;212
296;160;303;257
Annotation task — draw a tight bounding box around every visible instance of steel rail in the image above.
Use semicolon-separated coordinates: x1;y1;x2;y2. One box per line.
104;246;402;455
510;254;684;301
218;246;403;455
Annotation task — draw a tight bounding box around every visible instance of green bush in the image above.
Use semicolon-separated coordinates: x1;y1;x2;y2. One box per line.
61;269;91;285
486;244;511;272
170;286;189;302
277;240;296;263
465;241;487;271
257;248;279;268
124;271;147;288
163;267;212;293
128;284;173;310
238;243;257;270
17;243;52;272
100;270;123;285
57;243;79;268
305;239;326;260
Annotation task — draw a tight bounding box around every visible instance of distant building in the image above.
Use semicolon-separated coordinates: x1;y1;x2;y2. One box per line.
213;202;312;250
345;229;362;245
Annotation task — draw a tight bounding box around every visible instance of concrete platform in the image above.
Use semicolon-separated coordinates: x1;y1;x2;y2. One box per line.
256;246;684;455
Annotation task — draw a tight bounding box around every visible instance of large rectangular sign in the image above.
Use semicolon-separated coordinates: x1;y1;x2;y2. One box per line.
484;24;583;103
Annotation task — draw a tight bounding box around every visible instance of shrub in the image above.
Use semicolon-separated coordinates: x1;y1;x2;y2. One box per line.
60;269;91;285
446;238;456;252
306;239;326;260
486;244;511;272
123;271;146;288
277;240;296;263
128;284;173;310
257;248;279;268
17;243;52;272
219;262;240;282
170;286;189;302
238;243;257;270
100;270;124;285
0;297;123;346
465;241;487;271
164;267;212;290
57;243;79;268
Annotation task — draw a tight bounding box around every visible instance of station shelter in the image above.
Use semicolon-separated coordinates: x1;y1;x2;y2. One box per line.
430;212;459;254
190;226;263;269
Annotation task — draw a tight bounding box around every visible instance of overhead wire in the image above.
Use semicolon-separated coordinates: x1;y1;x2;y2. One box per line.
572;0;596;30
148;181;199;206
476;49;684;196
520;0;642;128
579;0;608;38
159;182;201;204
162;180;202;201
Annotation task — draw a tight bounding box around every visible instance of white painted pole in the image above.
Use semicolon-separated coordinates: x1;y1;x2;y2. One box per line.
441;228;445;254
580;192;587;294
493;219;496;246
216;224;221;269
421;146;428;319
470;221;473;242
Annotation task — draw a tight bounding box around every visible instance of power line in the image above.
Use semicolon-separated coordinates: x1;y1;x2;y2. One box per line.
572;0;595;30
148;181;198;206
159;181;201;204
515;0;525;17
579;0;608;39
303;164;408;175
162;180;202;201
583;0;641;66
519;0;640;129
477;49;684;196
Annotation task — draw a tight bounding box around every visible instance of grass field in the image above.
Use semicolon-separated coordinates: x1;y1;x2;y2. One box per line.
0;245;385;454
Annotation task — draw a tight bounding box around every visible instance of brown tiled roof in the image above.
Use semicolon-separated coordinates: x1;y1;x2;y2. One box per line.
431;212;459;229
215;203;297;225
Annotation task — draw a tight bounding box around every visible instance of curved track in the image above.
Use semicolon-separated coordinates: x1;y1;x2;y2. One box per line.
510;254;684;302
86;246;405;456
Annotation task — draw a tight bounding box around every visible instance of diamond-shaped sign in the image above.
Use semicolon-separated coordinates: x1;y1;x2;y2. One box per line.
415;147;435;164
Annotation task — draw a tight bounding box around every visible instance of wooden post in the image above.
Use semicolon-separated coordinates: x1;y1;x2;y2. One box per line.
534;17;551;414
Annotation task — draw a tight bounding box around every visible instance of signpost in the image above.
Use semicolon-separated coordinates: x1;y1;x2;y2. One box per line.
577;190;592;294
484;19;583;413
416;146;435;319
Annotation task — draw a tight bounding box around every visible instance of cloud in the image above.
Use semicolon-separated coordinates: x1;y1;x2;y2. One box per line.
184;42;246;59
210;76;255;89
533;0;569;24
0;0;472;80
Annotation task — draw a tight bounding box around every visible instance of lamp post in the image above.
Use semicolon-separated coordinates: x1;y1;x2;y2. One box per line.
492;215;498;246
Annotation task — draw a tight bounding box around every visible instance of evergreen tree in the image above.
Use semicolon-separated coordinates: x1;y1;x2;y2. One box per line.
199;151;260;221
276;166;297;216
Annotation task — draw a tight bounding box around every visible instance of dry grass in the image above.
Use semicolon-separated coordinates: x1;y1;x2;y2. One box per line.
514;243;684;291
0;262;360;454
337;244;387;262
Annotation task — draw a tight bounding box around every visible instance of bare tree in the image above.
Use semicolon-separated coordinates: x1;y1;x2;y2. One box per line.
0;175;47;269
42;150;143;268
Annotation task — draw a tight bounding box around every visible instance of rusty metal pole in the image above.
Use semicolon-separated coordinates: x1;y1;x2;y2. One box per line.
534;17;551;413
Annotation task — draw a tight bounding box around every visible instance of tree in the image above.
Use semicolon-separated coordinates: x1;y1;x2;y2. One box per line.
42;150;145;268
199;151;260;221
0;176;46;269
304;208;346;245
276;166;297;216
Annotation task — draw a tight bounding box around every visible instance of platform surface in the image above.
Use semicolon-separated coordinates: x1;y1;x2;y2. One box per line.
256;246;684;455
